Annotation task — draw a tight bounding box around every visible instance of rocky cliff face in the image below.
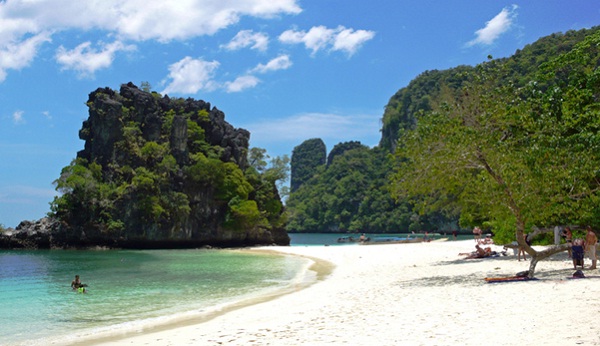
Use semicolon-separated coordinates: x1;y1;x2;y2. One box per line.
78;83;249;170
1;83;289;249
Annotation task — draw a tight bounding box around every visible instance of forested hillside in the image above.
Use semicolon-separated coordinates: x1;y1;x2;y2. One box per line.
46;83;289;248
381;27;598;152
287;26;600;235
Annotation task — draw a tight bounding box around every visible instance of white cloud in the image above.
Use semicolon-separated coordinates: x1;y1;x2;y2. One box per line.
162;54;293;95
55;41;136;78
251;54;292;73
0;0;302;81
161;57;220;95
114;0;301;41
0;32;51;82
467;5;519;47
279;25;375;56
12;110;24;124
332;28;376;55
225;75;260;93
0;0;301;41
280;26;335;54
222;30;269;51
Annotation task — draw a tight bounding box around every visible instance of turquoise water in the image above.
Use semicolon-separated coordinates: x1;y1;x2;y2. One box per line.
1;233;470;345
0;249;310;346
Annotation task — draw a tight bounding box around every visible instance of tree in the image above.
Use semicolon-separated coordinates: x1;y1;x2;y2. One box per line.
391;31;600;277
248;147;268;173
264;155;290;197
140;81;152;92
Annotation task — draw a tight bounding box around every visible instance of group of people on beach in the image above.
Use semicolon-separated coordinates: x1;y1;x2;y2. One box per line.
563;226;598;270
464;225;599;268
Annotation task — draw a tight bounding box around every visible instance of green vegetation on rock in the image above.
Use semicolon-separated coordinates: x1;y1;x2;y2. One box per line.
49;82;289;248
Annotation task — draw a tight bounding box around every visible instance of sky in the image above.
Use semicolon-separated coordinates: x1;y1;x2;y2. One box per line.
0;1;599;228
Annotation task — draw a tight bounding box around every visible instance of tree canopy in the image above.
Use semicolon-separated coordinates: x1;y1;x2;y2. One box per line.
391;29;600;276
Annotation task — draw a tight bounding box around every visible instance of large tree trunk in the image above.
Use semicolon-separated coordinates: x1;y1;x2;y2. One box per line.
516;228;571;277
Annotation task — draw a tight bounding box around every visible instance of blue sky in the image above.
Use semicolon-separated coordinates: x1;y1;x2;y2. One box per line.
0;1;598;227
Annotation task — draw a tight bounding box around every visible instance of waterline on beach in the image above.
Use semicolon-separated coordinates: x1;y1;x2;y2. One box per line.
0;248;321;346
75;248;334;346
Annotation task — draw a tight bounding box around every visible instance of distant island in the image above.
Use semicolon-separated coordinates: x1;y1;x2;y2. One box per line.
0;83;289;249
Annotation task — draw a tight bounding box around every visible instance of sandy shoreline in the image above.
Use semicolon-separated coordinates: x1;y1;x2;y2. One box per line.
79;240;600;346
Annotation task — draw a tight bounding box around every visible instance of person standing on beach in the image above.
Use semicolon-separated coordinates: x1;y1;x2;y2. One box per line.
572;238;585;269
585;226;597;269
562;227;573;258
473;227;482;243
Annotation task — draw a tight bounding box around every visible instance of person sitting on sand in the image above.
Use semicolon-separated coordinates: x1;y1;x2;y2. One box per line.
481;234;494;245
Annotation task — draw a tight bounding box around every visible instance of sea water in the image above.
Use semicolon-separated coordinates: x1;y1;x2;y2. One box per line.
0;249;311;346
1;233;468;345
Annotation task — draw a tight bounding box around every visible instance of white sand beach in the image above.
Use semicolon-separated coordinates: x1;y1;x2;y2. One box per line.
85;240;600;346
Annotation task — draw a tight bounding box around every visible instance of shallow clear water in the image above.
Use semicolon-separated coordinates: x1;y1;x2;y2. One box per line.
1;232;469;345
0;249;309;345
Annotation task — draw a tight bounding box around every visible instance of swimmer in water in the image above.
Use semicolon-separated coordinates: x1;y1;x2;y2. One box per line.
71;275;87;292
71;275;81;289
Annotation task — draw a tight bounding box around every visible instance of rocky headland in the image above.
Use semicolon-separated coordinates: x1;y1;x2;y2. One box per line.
0;83;289;249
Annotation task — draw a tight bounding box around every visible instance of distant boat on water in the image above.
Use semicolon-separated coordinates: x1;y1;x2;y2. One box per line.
336;236;370;243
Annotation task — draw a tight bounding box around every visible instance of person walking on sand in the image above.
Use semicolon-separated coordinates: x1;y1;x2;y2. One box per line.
473;227;482;243
585;226;598;269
